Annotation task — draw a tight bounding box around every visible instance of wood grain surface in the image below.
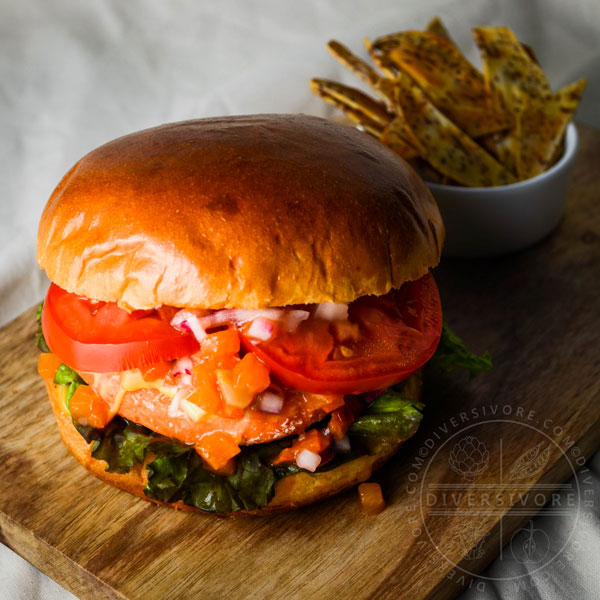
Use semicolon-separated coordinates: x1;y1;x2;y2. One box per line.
1;125;599;600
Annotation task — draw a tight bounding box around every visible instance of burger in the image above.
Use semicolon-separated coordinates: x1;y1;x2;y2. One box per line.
36;114;444;515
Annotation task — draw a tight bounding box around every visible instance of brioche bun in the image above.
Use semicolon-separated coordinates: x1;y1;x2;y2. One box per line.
37;114;440;515
37;114;443;311
46;371;422;515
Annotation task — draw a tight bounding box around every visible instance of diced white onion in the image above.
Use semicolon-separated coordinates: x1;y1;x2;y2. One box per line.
178;373;192;387
296;449;321;472
198;308;284;329
170;309;193;330
334;435;351;453
256;391;284;414
170;310;207;342
168;388;188;417
174;307;310;339
173;357;193;376
314;302;348;321
198;307;309;332
283;310;310;332
185;315;207;343
246;317;275;341
180;399;206;422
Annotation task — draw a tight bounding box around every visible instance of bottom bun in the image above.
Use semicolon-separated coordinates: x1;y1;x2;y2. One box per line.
46;372;422;515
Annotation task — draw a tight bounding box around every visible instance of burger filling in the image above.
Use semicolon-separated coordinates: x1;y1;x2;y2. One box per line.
36;273;490;513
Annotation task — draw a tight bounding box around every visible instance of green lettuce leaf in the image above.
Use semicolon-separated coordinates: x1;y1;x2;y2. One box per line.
227;452;277;510
430;320;492;378
95;421;158;474
75;415;280;513
349;390;423;444
73;422;103;448
53;362;87;406
35;303;50;353
145;451;190;503
181;454;243;513
69;404;424;512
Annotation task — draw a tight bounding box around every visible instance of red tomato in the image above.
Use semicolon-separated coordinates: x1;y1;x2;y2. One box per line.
240;273;442;394
42;284;199;373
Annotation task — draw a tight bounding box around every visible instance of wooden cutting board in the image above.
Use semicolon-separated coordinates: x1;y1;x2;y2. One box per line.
1;125;599;600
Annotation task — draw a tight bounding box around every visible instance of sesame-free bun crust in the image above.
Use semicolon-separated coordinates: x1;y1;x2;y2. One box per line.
37;114;443;310
46;372;422;515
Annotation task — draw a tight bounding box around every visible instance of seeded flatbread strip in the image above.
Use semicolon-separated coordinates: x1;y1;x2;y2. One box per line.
424;18;520;169
394;73;517;187
480;86;527;177
519;78;586;178
473;26;551;110
364;36;396;78
309;78;393;130
419;21;520;165
408;157;452;184
480;128;520;178
309;95;384;138
325;39;403;116
427;18;537;67
369;31;513;138
520;42;540;66
376;78;421;157
380;116;420;159
327;40;381;88
309;81;385;138
374;75;406;113
369;75;421;157
310;77;418;158
472;27;549;176
425;16;453;43
334;106;384;139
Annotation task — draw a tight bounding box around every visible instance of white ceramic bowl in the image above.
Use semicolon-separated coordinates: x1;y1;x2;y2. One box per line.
427;123;578;258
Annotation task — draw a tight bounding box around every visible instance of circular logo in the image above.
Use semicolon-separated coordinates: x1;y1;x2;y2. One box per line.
404;406;592;586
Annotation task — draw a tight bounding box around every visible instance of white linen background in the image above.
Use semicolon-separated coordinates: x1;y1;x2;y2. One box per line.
1;1;599;598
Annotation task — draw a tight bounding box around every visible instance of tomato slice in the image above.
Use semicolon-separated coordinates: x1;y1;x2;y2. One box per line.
42;284;199;372
240;273;442;394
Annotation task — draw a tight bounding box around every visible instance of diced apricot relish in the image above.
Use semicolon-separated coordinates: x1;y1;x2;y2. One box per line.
211;457;238;476
233;353;271;398
215;353;271;414
358;483;386;515
69;385;111;429
272;429;332;466
195;431;241;471
201;328;240;356
37;353;63;380
187;328;271;419
187;369;223;415
327;406;355;440
140;361;172;382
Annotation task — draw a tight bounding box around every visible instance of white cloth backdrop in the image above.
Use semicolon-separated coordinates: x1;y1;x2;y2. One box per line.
1;1;598;598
